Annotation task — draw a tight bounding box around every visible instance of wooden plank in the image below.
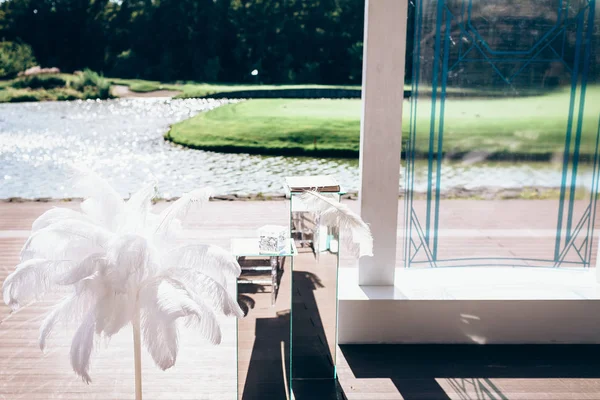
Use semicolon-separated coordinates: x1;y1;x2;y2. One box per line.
3;200;600;400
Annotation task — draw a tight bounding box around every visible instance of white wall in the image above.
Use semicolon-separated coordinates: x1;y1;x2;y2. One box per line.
338;267;600;344
339;299;600;344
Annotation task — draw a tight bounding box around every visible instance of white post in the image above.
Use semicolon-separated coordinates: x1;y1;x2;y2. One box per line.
358;0;408;285
133;297;143;400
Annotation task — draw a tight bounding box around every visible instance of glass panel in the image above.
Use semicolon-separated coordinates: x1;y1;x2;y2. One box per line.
405;0;600;269
235;239;294;399
290;192;340;383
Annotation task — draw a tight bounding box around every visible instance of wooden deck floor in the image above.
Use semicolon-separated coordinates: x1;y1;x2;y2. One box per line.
2;200;600;400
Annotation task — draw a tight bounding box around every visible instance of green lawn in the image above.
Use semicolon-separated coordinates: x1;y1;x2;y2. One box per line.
166;99;362;156
166;86;600;158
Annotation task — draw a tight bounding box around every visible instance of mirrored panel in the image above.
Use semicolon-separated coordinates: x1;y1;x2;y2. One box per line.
234;238;294;400
290;193;340;382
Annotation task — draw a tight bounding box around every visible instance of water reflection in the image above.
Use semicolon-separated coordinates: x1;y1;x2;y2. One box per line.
0;98;593;199
0;98;358;198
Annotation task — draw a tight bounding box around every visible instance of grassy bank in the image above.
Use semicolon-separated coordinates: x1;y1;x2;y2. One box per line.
0;70;111;103
166;86;600;158
108;78;554;99
108;77;360;98
1;74;362;102
166;99;362;156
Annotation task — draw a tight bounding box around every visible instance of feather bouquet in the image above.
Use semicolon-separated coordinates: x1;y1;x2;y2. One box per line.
2;172;243;400
298;190;373;258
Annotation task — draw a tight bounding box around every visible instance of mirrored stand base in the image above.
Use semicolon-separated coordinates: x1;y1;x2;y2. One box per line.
234;239;296;400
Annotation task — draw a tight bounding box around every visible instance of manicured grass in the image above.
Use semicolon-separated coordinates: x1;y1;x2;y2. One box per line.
417;85;600;157
166;99;362;156
166;86;600;158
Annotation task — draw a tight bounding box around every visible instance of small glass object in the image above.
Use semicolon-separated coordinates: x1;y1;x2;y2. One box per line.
257;225;288;254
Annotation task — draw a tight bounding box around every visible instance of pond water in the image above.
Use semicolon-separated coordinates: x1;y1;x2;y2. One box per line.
0;98;594;199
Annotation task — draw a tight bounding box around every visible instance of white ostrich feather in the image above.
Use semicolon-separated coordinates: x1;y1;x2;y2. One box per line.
95;290;137;337
56;253;106;285
166;244;242;285
31;207;93;232
119;181;157;234
139;277;221;370
39;296;72;351
3;259;69;309
299;190;373;258
73;169;125;231
70;308;97;384
21;220;111;261
104;234;152;293
154;188;212;235
2;173;242;384
40;294;86;351
181;273;244;318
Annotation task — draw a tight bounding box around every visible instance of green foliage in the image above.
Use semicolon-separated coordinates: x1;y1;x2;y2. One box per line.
0;89;38;103
0;41;37;79
1;0;598;86
70;69;100;90
0;69;113;103
54;88;82;101
70;69;111;99
0;0;366;84
11;75;67;90
0;87;54;102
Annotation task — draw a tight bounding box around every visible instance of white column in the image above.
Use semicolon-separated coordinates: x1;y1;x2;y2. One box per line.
358;0;408;285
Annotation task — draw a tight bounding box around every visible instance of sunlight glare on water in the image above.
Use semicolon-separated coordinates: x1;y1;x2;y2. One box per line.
0;98;591;199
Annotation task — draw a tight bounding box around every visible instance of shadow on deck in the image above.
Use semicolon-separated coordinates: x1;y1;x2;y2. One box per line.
339;344;600;400
237;237;600;400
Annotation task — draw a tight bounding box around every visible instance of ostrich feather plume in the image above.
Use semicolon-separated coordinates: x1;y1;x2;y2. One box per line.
2;172;243;383
299;191;373;258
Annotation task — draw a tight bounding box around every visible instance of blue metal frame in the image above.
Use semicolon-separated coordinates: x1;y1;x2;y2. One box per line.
405;0;599;269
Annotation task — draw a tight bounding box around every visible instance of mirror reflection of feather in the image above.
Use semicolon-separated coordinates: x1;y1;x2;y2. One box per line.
298;190;373;258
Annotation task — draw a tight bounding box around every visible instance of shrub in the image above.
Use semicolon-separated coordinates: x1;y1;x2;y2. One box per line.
70;69;101;91
9;93;40;103
0;41;38;79
95;77;111;99
70;68;111;99
54;88;82;101
11;75;67;90
1;88;51;103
